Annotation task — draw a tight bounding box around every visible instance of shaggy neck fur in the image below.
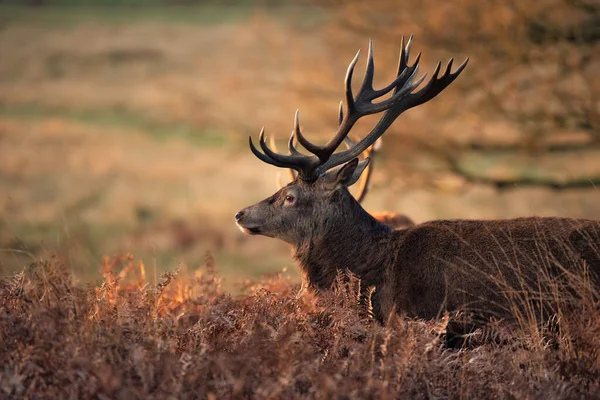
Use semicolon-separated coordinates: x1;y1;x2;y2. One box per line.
292;189;395;292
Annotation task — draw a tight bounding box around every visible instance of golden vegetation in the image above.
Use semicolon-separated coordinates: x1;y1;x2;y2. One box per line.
1;255;600;399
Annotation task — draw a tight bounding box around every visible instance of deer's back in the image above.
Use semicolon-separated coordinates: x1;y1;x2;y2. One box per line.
387;217;600;319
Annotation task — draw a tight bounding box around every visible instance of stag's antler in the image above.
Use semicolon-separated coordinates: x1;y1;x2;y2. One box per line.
249;36;468;181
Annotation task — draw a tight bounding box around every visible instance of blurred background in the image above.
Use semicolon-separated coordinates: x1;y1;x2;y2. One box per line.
1;0;599;291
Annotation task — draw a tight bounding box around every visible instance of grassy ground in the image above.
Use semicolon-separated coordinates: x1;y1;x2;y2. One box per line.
0;4;599;291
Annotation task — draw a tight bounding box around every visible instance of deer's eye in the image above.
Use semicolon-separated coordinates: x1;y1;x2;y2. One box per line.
284;194;295;204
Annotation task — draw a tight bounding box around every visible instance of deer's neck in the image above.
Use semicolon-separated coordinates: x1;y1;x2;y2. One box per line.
293;194;394;291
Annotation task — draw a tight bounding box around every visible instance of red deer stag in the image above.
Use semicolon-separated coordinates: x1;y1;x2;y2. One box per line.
272;136;414;230
235;37;600;324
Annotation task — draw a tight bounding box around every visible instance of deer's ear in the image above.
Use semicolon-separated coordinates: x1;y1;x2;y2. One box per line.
321;158;369;190
345;158;370;187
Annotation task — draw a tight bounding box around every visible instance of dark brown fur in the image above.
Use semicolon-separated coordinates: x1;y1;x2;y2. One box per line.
236;165;600;322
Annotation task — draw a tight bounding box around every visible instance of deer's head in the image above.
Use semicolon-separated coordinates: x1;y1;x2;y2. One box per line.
236;158;368;244
236;37;467;245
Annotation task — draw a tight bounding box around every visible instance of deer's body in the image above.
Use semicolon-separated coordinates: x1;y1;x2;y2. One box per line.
236;37;600;323
290;189;600;320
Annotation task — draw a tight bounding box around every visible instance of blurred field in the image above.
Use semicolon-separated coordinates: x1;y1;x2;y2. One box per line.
1;2;599;291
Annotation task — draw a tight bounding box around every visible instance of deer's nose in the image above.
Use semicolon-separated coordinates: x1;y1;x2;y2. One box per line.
235;211;244;221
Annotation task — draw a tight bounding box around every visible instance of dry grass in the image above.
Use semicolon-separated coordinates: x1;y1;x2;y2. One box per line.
1;254;600;399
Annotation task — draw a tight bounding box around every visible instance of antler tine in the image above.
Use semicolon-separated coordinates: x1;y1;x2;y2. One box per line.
343;136;355;149
357;40;376;99
266;112;302;158
398;35;409;76
249;127;320;176
406;57;469;107
372;137;383;152
285;133;299;181
289;110;305;156
287;132;302;156
294;50;361;162
395;35;414;92
268;135;278;151
269;135;299;184
270;138;292;189
269;133;301;159
353;158;373;204
249;135;288;168
393;36;423;97
348;136;381;204
344;49;362;116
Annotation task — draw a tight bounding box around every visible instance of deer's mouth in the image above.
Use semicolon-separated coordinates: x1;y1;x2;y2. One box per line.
236;221;261;235
244;226;261;235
